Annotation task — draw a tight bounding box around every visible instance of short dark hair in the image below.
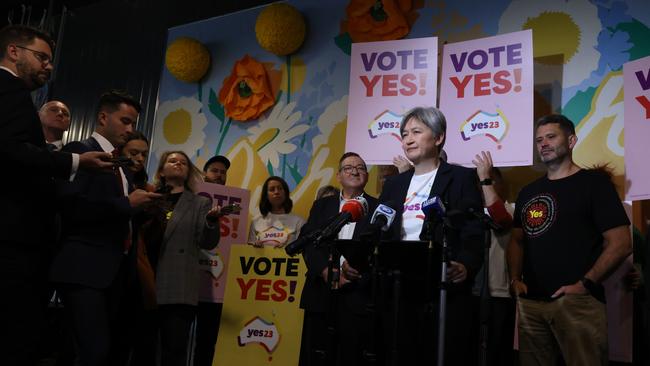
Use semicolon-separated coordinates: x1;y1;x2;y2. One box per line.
259;176;293;216
535;114;576;136
339;152;366;170
121;131;150;189
0;25;55;59
124;130;149;145
203;155;231;172
96;90;142;116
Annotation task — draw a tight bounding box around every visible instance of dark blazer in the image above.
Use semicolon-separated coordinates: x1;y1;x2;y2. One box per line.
299;194;379;313
155;190;220;306
0;69;71;246
49;137;133;289
379;160;484;290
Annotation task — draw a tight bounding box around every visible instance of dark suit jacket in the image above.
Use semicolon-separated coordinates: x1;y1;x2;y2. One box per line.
299;194;379;313
0;69;71;247
378;161;484;293
50;137;134;289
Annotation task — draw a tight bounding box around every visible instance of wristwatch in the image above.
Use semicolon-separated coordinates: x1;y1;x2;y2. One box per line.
479;178;493;186
580;277;597;294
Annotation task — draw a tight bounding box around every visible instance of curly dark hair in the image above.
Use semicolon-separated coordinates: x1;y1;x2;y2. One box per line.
259;176;293;216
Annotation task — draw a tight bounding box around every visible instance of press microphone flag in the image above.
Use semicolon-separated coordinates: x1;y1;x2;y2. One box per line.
370;203;397;231
421;196;446;220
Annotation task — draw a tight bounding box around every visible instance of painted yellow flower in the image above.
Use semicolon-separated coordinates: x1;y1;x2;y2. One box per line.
255;3;306;56
152;97;207;160
165;37;210;83
498;0;600;88
247;101;309;169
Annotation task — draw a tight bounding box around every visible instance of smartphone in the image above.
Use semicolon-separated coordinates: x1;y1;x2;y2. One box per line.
220;203;242;215
109;156;134;167
155;185;173;195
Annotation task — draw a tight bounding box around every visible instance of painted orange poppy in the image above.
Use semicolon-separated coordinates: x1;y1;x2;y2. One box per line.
218;55;275;121
342;0;423;42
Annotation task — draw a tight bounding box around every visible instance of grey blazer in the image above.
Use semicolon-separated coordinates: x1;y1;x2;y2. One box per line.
156;190;220;305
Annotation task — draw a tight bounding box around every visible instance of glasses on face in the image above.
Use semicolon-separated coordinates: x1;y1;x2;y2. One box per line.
15;45;53;65
340;165;368;174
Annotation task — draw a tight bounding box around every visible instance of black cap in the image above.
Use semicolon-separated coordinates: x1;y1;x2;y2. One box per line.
203;155;231;172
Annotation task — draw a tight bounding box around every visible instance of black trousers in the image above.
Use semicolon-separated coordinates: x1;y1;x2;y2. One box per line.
194;301;223;366
159;304;197;366
0;243;49;366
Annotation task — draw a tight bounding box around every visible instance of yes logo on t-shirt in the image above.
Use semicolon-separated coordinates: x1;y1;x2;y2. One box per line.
521;193;557;238
257;226;291;246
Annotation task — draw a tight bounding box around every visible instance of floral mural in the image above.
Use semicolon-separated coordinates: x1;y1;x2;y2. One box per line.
151;0;650;220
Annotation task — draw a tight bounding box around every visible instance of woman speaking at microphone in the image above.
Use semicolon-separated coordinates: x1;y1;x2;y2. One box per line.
376;106;484;365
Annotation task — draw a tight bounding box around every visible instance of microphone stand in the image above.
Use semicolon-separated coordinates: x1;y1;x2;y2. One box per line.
359;232;380;366
470;209;501;366
320;238;340;366
436;220;449;366
478;225;491;366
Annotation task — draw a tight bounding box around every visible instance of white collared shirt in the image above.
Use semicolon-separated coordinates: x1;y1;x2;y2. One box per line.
338;192;365;268
92;132;128;196
46;140;63;151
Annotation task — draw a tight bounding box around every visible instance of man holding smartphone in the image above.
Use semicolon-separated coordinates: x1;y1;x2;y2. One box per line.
49;90;160;365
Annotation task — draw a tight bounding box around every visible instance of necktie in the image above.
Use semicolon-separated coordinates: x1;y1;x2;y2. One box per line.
46;143;57;152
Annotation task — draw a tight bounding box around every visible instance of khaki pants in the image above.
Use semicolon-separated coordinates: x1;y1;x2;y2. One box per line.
518;294;608;366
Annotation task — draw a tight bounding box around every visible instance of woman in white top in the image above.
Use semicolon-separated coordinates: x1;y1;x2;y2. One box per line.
377;106;484;365
248;176;305;248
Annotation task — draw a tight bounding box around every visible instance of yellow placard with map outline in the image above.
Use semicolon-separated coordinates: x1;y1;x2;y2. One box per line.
213;244;306;365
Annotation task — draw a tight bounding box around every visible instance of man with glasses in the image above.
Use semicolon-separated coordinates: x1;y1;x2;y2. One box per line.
0;25;112;365
39;100;72;151
299;152;379;366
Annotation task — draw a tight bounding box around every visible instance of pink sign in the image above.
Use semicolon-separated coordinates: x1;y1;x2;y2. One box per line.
196;182;251;303
624;55;650;201
440;30;533;167
346;37;438;165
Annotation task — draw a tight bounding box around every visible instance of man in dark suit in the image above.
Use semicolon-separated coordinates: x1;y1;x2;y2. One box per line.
50;90;160;366
299;152;379;366
0;25;112;365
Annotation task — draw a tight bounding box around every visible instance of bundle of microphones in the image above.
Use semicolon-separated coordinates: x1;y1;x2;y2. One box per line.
285;196;494;257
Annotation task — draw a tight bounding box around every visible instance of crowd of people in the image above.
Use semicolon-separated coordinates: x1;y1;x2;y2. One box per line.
0;23;635;366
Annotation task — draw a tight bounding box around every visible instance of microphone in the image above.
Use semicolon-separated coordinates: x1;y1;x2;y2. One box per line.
370;203;397;231
284;197;368;256
361;202;398;239
319;197;367;239
466;206;502;231
284;230;319;257
421;196;446;221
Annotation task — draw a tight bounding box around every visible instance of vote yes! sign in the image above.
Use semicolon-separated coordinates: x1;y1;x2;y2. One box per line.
440;30;533;167
346;37;438;165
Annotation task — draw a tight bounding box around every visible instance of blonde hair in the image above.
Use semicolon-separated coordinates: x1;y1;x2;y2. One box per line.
154;151;203;192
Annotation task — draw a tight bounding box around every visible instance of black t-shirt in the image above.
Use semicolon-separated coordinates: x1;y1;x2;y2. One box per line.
513;169;629;300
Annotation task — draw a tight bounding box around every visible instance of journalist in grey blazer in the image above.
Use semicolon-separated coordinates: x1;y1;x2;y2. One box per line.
156;190;220;306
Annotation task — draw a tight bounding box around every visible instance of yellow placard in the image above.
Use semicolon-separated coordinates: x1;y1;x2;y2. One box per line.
213;244;306;365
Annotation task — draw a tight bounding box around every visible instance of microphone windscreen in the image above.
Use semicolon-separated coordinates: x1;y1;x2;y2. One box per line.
355;196;369;216
341;199;365;222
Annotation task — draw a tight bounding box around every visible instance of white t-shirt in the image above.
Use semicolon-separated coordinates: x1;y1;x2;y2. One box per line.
401;169;437;240
248;213;305;248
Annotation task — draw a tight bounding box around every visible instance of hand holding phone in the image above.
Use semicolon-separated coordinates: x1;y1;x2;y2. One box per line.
220;203;242;215
109;156;134;168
